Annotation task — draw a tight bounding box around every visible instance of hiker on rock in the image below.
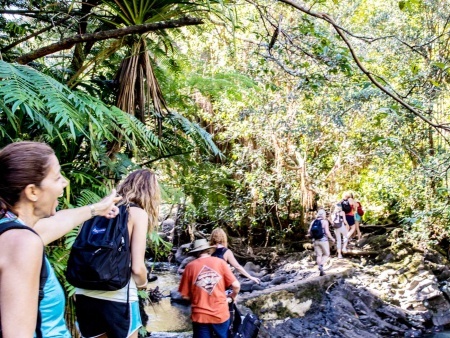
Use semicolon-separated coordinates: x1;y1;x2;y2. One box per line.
353;196;364;241
341;192;357;241
331;203;349;258
210;228;261;284
73;169;161;338
179;238;241;338
308;209;335;276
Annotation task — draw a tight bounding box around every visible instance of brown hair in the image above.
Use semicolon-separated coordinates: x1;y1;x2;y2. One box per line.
0;141;55;216
117;169;161;233
210;228;228;247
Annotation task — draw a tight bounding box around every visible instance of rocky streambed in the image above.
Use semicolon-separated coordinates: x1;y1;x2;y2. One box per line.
151;224;450;337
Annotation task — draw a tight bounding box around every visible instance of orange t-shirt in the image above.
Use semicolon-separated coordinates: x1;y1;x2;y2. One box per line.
178;256;237;324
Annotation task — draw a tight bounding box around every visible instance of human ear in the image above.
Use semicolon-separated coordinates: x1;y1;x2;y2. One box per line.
23;184;38;202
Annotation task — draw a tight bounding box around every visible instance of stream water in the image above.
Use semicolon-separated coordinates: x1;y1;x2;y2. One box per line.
145;270;191;334
143;266;450;337
426;333;450;338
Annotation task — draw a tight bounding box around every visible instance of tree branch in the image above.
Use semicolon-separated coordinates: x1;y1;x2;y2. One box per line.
277;0;448;132
1;16;72;53
16;16;204;65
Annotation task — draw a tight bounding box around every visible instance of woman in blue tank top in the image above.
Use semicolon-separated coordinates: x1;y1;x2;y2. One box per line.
0;141;120;338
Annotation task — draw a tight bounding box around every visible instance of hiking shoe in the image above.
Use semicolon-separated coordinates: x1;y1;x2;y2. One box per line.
319;270;325;276
342;248;347;254
338;254;343;259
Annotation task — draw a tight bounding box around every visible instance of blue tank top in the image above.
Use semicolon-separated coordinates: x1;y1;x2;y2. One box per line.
212;247;228;260
0;214;71;337
36;258;71;337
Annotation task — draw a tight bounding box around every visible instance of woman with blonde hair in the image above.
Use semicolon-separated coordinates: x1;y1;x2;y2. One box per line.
74;169;161;338
210;228;260;284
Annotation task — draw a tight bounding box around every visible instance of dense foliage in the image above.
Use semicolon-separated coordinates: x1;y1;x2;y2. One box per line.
2;1;450;333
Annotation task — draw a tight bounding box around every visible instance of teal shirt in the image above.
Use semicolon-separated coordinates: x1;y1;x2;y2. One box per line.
0;214;70;337
37;258;71;338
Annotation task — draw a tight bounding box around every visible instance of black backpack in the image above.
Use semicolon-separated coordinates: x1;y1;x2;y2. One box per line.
66;204;132;291
231;308;261;338
0;221;48;338
332;212;343;228
310;219;325;240
341;199;351;213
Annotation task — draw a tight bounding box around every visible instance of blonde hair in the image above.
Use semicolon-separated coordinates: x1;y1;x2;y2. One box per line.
210;228;228;247
117;169;161;233
343;191;353;199
317;209;326;218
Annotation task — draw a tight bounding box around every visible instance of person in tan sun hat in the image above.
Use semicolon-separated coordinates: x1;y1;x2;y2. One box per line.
179;238;240;338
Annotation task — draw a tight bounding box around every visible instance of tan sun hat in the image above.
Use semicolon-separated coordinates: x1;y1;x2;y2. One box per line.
189;238;216;254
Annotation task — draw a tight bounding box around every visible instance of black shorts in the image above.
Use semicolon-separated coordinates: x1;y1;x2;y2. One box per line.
346;215;355;226
75;295;141;338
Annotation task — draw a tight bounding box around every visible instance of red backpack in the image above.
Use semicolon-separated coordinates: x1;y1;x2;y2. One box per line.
357;202;364;216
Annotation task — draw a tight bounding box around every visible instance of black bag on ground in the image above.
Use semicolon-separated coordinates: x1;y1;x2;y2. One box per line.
65;204;131;291
309;219;325;240
231;311;261;338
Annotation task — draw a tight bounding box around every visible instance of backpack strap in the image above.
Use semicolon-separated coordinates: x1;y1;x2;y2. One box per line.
0;221;48;338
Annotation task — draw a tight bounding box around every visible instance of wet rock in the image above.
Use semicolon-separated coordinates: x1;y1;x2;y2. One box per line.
177;256;196;274
252;284;265;291
174;244;192;264
240;281;254;292
244;261;261;273
169;289;190;305
161;219;175;233
271;275;287;285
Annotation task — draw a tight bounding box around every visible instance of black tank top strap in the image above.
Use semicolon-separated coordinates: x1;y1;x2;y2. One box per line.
0;220;47;338
212;247;228;260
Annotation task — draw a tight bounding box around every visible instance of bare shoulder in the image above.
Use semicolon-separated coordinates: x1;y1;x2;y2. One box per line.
0;228;42;247
0;229;42;265
223;248;234;258
129;206;149;222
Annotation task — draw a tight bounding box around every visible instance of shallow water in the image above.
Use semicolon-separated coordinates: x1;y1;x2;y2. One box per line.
426;332;450;338
145;271;192;333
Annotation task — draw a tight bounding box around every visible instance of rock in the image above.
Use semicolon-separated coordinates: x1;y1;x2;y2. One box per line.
271;275;287;285
175;243;192;264
240;281;254;292
177;256;196;274
161;219;175;233
244;261;261;273
252;284;265;291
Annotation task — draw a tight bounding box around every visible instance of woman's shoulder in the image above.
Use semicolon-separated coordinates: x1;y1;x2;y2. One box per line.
0;222;42;245
128;206;149;227
129;206;148;216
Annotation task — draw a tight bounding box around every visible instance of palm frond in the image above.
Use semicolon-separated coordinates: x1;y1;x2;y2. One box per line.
166;111;223;158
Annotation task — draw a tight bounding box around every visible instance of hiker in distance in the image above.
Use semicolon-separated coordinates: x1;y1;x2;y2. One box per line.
331;203;349;258
73;169;161;338
353;196;364;241
179;238;241;338
210;228;261;284
308;208;336;276
341;191;358;241
0;141;119;338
